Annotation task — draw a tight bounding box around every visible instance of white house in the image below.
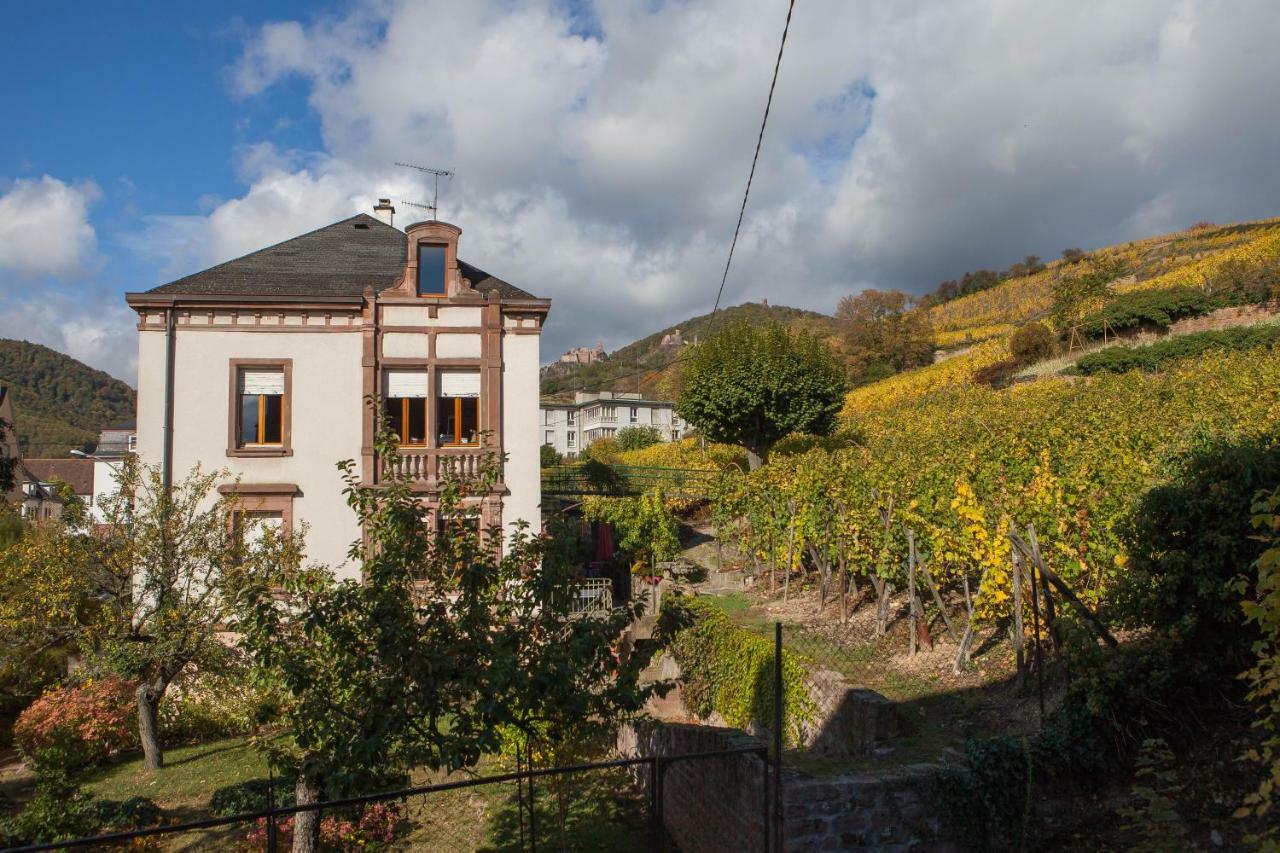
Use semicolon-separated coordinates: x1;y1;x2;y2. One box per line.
126;205;549;577
81;426;136;524
540;391;681;458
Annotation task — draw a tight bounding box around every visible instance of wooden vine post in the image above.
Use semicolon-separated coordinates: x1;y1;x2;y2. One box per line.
1008;528;1118;649
836;502;850;625
766;498;778;595
907;528;918;655
784;499;797;604
1009;521;1026;683
872;493;895;637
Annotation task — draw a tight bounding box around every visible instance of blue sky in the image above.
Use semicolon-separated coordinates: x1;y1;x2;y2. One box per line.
1;2;324;293
3;1;1280;384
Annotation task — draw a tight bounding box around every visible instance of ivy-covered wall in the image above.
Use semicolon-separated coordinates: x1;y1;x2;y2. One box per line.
656;596;816;746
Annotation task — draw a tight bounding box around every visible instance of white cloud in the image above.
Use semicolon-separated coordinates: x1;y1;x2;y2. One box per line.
135;0;1280;361
0;175;101;278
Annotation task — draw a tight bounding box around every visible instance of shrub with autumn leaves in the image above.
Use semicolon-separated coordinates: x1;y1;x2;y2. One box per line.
14;677;139;769
239;802;406;851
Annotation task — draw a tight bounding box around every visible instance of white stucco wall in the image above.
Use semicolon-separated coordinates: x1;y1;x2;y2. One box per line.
136;328;365;578
502;332;542;539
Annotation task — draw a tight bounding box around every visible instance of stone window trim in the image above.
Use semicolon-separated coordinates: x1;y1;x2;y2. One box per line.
227;358;293;458
217;482;298;537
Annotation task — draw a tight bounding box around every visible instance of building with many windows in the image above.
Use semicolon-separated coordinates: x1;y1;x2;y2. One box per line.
540;391;681;458
126;205;549;577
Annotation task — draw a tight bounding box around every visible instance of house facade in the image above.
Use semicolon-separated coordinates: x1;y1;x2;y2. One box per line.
540;391;681;458
86;426;136;524
18;458;93;521
126;208;549;578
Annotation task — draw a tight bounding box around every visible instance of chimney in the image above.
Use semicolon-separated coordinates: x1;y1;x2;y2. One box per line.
373;198;395;227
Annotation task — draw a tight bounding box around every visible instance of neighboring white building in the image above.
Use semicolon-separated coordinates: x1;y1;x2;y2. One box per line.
540;391;682;458
84;426;136;524
126;208;550;578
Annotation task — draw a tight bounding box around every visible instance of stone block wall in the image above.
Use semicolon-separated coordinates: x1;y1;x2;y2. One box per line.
618;721;953;852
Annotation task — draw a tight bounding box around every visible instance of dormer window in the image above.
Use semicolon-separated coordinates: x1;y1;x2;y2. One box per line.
417;243;447;297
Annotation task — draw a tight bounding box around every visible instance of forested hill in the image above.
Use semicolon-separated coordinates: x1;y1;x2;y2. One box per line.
541;301;833;398
0;340;136;457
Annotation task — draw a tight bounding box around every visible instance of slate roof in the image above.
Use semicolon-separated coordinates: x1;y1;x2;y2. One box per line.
142;214;538;301
23;458;94;496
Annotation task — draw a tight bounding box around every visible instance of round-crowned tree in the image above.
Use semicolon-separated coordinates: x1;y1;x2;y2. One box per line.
677;321;845;469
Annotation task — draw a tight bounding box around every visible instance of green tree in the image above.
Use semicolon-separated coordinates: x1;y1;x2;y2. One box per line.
87;460;284;770
583;489;680;571
236;425;651;853
678;321;845;469
616;425;662;452
834;290;935;382
540;443;562;468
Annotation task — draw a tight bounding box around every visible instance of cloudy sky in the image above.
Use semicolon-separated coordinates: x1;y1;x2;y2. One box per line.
3;0;1279;384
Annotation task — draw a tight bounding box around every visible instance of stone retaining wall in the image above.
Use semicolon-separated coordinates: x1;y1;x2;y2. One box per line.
617;721;953;852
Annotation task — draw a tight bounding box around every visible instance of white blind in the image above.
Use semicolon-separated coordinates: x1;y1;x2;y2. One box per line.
240;369;284;395
439;371;481;398
385;371;430;398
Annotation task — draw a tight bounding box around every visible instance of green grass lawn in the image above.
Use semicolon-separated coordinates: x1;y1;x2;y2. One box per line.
46;735;651;851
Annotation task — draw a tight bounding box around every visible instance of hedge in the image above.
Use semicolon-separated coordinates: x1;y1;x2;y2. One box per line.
1078;286;1215;338
656;596;816;746
1075;324;1280;375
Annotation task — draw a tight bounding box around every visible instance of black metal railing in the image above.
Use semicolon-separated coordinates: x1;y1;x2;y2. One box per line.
9;746;771;853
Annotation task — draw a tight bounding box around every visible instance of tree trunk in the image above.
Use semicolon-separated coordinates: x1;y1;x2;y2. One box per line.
137;677;167;770
746;448;764;470
293;772;322;853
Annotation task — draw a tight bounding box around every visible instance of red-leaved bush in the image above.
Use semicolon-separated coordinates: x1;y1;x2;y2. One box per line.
13;677;139;768
240;802;405;851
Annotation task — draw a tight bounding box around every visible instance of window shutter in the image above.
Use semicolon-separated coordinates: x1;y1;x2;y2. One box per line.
439;371;481;398
385;371;430;398
240;369;285;395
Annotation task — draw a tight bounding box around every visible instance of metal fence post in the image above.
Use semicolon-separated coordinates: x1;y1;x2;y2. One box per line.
773;621;784;852
266;764;277;853
654;756;666;851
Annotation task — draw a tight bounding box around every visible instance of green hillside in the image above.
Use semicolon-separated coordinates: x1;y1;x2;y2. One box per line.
541;301;833;398
0;340;136;457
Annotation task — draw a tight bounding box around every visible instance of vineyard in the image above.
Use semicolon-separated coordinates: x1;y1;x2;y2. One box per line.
719;347;1280;630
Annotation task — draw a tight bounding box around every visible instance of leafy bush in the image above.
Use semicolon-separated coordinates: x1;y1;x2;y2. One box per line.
210;777;296;816
655;595;815;745
616;425;663;452
539;444;562;467
1114;439;1280;668
1075;324;1280;375
1009;322;1056;365
617;436;747;471
14;677;138;769
1078;286;1215;338
586;436;621;465
240;802;406;851
159;669;286;744
92;796;162;831
0;753;99;845
1236;486;1280;846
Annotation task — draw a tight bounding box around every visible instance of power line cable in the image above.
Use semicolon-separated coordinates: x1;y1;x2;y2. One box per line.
711;0;797;316
548;0;798;397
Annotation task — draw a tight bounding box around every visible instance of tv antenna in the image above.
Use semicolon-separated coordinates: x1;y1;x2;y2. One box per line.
399;199;438;219
395;162;453;218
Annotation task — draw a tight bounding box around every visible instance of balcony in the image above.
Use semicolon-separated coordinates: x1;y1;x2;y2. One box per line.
390;447;495;484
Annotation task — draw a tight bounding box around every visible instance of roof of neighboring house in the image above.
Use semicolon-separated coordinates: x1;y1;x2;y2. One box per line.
22;458;94;496
138;214;539;301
